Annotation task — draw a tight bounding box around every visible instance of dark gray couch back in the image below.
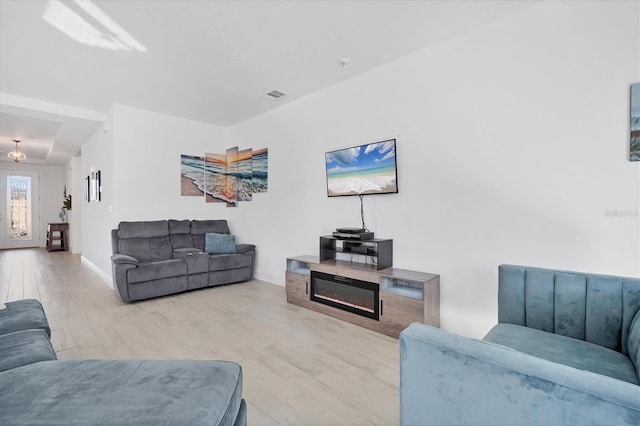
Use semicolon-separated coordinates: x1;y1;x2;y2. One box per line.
116;221;172;263
168;220;192;249
112;219;231;261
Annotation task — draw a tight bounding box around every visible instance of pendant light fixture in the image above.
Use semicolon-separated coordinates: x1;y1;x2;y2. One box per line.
8;139;26;163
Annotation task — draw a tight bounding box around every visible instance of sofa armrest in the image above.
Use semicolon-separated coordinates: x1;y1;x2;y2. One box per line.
111;254;139;265
400;323;640;426
111;255;139;303
0;329;57;372
235;244;255;255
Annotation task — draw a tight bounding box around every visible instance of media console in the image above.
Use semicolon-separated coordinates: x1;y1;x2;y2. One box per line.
285;255;440;338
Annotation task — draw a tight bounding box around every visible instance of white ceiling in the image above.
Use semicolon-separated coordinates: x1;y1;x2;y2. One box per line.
0;0;536;166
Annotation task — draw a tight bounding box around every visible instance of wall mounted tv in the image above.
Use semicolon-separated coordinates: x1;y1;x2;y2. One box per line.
325;139;398;197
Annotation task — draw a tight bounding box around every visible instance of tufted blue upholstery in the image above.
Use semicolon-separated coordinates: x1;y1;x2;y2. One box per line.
498;265;640;354
400;265;640;426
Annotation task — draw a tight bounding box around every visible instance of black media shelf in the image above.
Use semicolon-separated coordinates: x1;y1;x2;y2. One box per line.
319;235;393;270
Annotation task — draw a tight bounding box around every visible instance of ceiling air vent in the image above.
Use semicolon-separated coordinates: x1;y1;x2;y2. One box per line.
263;89;287;100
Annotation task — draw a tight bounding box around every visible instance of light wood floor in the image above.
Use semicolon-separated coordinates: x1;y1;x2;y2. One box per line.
0;248;400;425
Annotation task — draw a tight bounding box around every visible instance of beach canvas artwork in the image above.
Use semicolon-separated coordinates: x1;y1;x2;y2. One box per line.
180;155;205;196
182;147;268;206
631;83;639;161
203;153;225;203
325;140;397;196
224;147;239;206
237;148;253;202
252;148;268;193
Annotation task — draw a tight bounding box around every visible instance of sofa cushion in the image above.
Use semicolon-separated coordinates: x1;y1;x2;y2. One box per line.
117;221;173;262
209;254;252;272
127;259;188;284
192;220;230;235
629;309;640;377
119;236;173;263
484;323;639;385
169;219;191;234
498;265;640;354
0;299;51;337
128;276;188;301
170;234;194;249
0;329;56;372
169;220;194;249
206;233;236;254
0;359;244;426
118;220;168;239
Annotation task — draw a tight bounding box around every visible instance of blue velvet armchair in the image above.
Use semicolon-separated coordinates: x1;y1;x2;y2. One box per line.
400;265;640;426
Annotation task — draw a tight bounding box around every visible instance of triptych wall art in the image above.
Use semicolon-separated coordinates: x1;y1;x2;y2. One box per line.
180;147;268;207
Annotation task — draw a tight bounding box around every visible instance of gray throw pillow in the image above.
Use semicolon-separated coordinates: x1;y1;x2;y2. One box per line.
205;233;236;254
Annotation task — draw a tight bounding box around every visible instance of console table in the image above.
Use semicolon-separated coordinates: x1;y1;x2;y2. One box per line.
286;255;439;338
46;223;69;252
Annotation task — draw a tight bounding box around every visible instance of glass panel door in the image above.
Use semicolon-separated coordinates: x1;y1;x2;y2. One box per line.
0;171;40;249
7;175;32;240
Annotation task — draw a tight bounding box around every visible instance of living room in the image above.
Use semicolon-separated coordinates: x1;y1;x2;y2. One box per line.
1;1;639;424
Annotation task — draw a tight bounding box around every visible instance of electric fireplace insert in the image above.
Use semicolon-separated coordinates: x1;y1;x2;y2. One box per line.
310;270;379;320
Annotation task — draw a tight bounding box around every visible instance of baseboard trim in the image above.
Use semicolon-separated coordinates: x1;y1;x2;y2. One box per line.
81;256;113;288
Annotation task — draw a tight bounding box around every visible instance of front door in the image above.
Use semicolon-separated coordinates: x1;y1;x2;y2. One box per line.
0;170;41;249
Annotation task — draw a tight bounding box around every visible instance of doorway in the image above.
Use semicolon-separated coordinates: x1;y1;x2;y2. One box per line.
0;170;41;249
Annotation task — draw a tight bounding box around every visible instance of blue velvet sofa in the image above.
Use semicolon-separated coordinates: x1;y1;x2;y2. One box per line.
111;219;255;303
0;299;247;425
400;265;640;426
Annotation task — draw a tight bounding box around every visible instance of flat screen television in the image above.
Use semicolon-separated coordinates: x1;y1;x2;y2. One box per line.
325;139;398;197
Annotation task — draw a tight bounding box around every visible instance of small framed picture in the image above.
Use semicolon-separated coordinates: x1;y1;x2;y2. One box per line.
89;170;101;201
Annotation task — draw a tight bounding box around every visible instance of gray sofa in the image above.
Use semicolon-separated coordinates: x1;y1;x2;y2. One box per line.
111;220;255;303
400;264;640;425
0;299;247;426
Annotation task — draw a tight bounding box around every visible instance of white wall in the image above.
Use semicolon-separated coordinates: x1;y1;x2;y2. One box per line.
69;155;83;253
228;1;640;337
110;104;229;223
62;155;83;253
1;163;64;247
81;117;114;281
79;104;230;283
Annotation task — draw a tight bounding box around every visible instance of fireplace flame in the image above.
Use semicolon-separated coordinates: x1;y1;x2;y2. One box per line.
314;291;375;313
